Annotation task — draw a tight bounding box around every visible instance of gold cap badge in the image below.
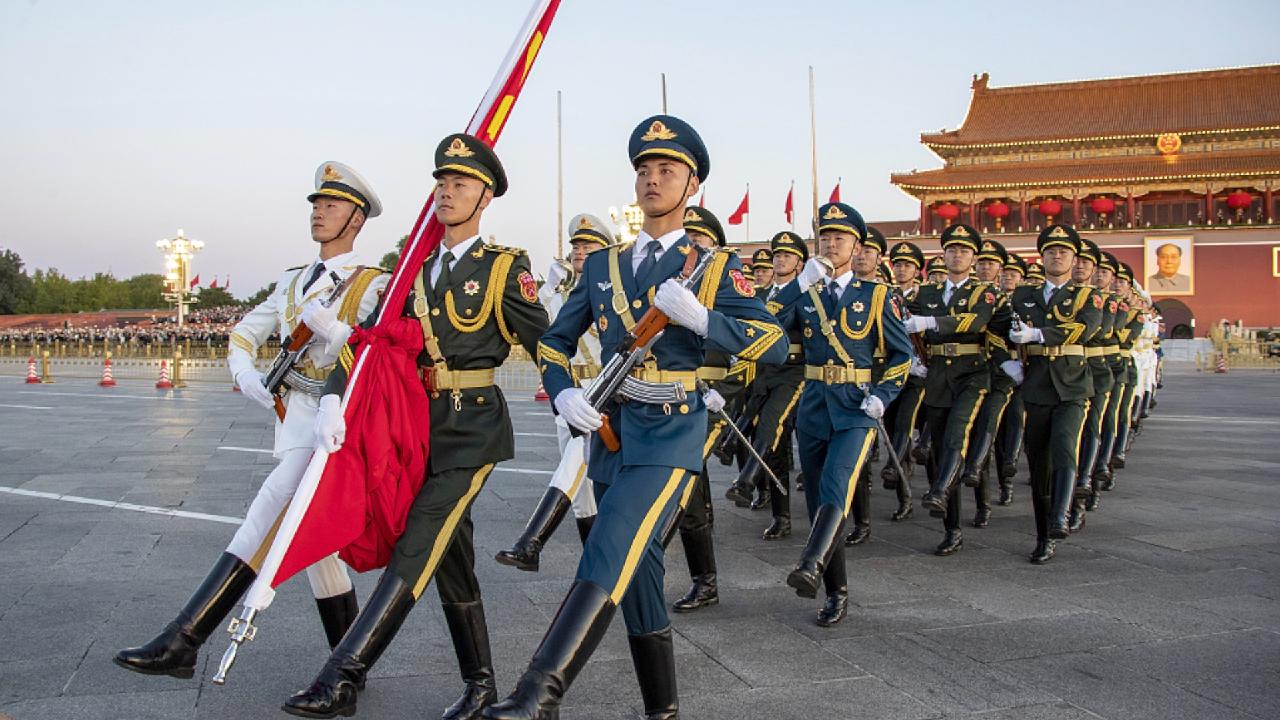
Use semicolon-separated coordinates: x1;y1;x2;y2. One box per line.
822;205;847;220
683;208;700;222
982;241;994;251
1049;226;1069;238
577;216;594;230
952;225;970;237
641;120;678;141
445;138;475;158
322;165;343;182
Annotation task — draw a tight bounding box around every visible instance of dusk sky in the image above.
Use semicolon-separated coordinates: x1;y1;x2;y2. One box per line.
3;0;1278;297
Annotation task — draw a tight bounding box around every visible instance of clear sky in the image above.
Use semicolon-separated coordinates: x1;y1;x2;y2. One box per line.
2;0;1278;298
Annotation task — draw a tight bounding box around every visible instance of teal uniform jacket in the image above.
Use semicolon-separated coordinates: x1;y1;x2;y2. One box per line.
537;236;788;478
772;277;914;438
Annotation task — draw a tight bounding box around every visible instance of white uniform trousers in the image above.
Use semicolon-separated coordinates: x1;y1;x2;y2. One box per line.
551;416;598;519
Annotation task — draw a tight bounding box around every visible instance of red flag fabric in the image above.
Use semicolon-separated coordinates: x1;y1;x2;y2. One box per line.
267;0;563;589
189;274;200;289
829;182;841;203
727;188;750;225
210;277;219;289
225;275;230;291
275;319;429;577
784;185;794;225
698;193;706;208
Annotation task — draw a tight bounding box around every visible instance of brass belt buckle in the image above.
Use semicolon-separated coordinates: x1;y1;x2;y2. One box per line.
822;364;841;385
942;342;959;357
1044;346;1060;358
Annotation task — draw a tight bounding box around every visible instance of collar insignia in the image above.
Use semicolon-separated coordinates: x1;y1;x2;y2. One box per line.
445;138;475;158
641;120;677;141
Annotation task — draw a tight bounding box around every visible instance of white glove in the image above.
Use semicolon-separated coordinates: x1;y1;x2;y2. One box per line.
554;387;602;433
235;369;275;411
904;315;936;334
547;259;568;287
1009;326;1043;344
860;394;885;420
1000;359;1025;385
314;394;346;453
909;357;928;378
654;279;709;336
702;387;725;413
797;257;829;292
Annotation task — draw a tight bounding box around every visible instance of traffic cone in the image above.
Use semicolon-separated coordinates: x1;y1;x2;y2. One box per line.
155;360;174;389
99;356;118;387
24;356;40;384
1215;352;1228;374
533;384;549;401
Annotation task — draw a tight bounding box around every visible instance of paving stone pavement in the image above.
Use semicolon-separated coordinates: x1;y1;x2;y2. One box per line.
0;364;1276;719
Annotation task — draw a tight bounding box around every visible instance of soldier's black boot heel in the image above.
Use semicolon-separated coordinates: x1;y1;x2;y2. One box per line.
673;527;718;613
316;589;360;650
1048;466;1075;539
495;487;573;572
726;440;769;507
482;581;616;720
442;601;497;720
114;552;255;679
629;627;679;719
921;448;962;512
283;574;416;718
787;503;845;599
816;548;848;627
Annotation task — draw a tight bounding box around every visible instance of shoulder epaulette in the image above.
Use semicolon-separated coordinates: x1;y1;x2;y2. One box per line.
286;265;306;271
484;243;527;256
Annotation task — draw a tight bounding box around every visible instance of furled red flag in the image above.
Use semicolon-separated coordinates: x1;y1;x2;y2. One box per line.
784;183;794;225
189;274;200;289
829;180;842;204
264;0;564;588
727;187;750;225
210;277;219;289
225;275;230;291
698;192;706;208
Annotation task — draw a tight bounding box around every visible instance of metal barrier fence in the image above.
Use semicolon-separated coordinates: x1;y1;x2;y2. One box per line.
1199;327;1280;371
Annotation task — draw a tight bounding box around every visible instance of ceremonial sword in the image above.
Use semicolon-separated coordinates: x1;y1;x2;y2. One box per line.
696;379;787;497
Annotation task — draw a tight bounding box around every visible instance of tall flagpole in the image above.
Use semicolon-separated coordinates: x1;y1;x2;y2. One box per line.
661;73;668;113
556;90;564;259
809;66;819;235
745;182;751;246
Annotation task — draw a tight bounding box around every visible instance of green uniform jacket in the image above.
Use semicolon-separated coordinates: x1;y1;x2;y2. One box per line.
326;242;550;473
908;279;1002;408
1085;290;1120;395
1008;280;1104;405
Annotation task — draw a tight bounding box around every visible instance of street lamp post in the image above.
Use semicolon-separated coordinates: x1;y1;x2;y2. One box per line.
156;228;204;328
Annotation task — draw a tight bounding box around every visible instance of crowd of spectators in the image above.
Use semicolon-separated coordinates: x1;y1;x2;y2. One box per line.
0;306;276;347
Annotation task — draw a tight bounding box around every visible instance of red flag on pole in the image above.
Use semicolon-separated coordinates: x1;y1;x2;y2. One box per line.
698;192;706;208
784;183;795;225
189;274;200;289
264;0;564;588
727;187;750;225
225;275;230;291
210;277;219;289
829;180;842;204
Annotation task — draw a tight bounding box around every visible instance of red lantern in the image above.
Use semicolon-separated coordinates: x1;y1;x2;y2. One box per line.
1037;199;1062;223
935;203;960;227
1227;190;1253;218
1090;197;1115;215
985;200;1010;231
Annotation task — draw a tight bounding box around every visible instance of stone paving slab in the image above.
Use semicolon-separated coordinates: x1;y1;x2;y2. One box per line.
0;366;1277;719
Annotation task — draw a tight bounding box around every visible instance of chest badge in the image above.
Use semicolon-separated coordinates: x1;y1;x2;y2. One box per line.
598;315;608;332
463;279;481;296
803;305;816;313
1023;302;1036;308
598;281;612;292
926;303;939;309
851;301;865;313
957;298;967;307
804;327;813;338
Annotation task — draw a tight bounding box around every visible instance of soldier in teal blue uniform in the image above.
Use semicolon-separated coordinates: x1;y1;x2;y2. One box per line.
768;202;913;627
484;115;786;720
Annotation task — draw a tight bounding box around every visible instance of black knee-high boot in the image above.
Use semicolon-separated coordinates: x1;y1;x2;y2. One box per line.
316;589;360;650
441;601;497;720
629;628;678;719
786;504;845;599
495;487;573;572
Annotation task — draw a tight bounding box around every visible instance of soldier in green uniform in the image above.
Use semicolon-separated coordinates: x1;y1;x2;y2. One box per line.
926;255;947;284
993;253;1030;504
958;238;1021;529
1007;225;1104;564
903;224;1004;556
1025;260;1045;286
671;205;752;613
1085;250;1123;511
725;231;808;540
879;241;927;521
284;134;550;720
1067;238;1117;532
1103;262;1145;489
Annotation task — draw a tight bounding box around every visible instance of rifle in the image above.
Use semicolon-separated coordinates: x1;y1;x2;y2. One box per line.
582;249;715;452
261;270;357;420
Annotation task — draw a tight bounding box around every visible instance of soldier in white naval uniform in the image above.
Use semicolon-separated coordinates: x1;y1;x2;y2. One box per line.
114;162;389;680
493;213;615;571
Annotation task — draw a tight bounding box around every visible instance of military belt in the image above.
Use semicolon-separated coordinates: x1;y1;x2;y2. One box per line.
621;370;692;405
1102;345;1120;356
1084;347;1108;358
804;364;872;385
283;369;327;397
1024;344;1085;357
927;342;983;357
1119;348;1133;357
696;366;728;381
788;343;803;354
628;368;700;391
420;367;496;391
571;363;602;383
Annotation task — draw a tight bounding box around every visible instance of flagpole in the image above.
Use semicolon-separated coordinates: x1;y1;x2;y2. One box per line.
661;73;668;113
790;180;796;231
809;65;819;235
745;182;751;246
556;89;564;259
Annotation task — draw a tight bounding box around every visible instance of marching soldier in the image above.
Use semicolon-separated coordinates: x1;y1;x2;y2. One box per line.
1025;260;1045;286
879;241;927;521
1085;250;1123;510
1108;263;1148;476
484;115;786;719
725;230;808;540
903;224;1005;556
751;248;775;289
494;214;618;572
1068;238;1117;531
114;162;388;680
283;135;550;719
993;253;1030;504
958;238;1020;529
770;202;912;627
1007;225;1103;564
671;205;752;613
1098;260;1141;490
926;255;947;284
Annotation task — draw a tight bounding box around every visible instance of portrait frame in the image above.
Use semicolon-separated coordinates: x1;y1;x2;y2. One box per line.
1143;235;1194;296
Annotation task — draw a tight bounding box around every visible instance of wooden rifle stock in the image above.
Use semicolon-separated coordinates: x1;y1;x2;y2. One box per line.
267;323;316;422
